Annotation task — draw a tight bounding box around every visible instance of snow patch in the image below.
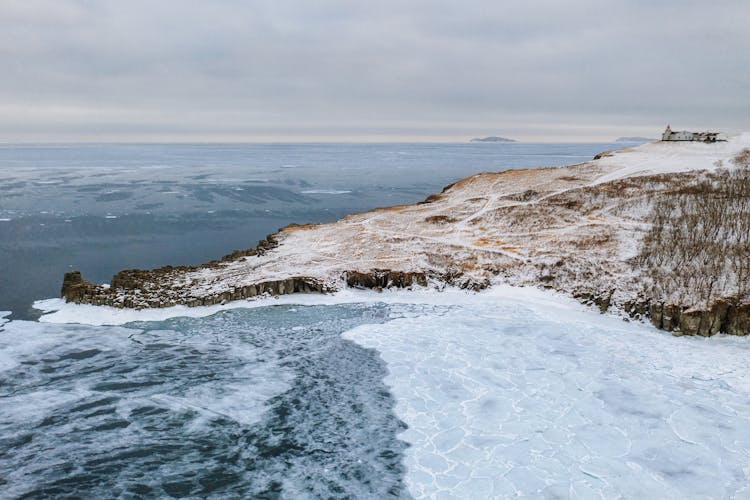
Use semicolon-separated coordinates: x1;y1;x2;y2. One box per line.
592;133;750;185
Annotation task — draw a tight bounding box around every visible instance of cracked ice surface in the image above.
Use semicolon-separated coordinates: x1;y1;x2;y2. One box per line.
344;294;750;498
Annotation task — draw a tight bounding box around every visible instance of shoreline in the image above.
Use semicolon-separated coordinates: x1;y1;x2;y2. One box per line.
37;283;649;329
55;136;750;336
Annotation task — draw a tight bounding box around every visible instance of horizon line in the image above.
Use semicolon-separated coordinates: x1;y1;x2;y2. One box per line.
0;138;653;146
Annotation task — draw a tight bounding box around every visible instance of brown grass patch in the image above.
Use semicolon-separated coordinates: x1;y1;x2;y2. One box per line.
281;223;320;232
424;214;458;224
418;193;443;204
574;233;612;249
460;262;478;272
473;237;506;247
372;204;411;213
499;245;520;254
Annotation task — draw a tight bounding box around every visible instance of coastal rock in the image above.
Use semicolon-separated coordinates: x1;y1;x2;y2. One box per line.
345;270;427;289
726;303;750;336
647;299;747;337
61;271;99;303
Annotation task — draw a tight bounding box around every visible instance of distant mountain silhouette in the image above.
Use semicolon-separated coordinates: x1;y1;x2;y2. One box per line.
470;136;516;143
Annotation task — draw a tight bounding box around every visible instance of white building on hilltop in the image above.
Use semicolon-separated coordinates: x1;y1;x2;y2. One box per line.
662;125;723;142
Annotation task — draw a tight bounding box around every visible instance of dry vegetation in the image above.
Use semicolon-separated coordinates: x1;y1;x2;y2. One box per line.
637;149;750;306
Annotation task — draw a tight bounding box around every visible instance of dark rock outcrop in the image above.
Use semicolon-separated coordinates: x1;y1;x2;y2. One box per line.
345;270;428;289
648;300;749;337
63;273;328;309
61;271;99;303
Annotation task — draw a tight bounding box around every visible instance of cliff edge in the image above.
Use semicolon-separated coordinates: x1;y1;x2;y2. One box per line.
61;135;750;336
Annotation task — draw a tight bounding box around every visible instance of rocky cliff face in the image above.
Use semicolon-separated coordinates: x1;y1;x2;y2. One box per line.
648;301;750;337
60;136;750;336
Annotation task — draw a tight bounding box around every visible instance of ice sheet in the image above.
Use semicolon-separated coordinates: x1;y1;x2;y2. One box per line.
344;298;750;498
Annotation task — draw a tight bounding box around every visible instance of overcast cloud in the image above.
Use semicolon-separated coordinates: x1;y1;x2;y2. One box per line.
0;0;748;141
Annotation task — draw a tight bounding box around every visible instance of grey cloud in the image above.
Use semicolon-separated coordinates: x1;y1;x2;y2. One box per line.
0;0;747;141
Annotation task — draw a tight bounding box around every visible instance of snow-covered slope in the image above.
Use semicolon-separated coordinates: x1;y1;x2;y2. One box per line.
593;133;750;184
60;134;750;335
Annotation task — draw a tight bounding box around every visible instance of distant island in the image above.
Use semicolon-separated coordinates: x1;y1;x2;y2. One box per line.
615;137;655;142
470;136;516;143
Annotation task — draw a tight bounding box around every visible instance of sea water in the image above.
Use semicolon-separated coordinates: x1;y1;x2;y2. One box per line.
1;303;414;497
3;141;749;498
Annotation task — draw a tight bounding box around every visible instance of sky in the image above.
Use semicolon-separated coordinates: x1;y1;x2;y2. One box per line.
0;0;748;142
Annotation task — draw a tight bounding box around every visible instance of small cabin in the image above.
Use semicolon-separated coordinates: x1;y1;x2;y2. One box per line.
661;125;722;143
